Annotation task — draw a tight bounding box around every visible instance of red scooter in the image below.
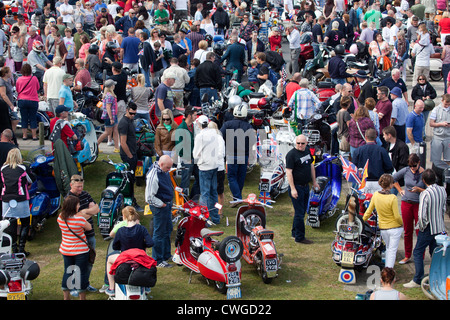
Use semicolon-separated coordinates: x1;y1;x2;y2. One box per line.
232;194;283;284
172;198;244;299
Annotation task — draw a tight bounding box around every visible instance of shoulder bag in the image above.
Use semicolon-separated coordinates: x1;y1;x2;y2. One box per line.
65;220;96;264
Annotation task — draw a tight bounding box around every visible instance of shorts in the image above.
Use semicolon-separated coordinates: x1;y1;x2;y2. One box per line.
9;109;19;121
103;115;117;127
175;10;188;23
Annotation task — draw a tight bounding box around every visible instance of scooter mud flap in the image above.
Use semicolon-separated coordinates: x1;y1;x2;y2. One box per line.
339;268;356;284
227;284;242;300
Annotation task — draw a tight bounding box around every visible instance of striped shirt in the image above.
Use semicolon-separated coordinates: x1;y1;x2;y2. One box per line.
417;184;447;235
68;191;96;238
58;215;90;256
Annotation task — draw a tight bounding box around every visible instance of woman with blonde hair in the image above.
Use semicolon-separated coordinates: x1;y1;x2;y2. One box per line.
0;148;35;256
193;40;208;63
364;174;403;268
131;73;151;123
97;79;120;152
208;121;226;217
104;206;153;296
154;108;178;158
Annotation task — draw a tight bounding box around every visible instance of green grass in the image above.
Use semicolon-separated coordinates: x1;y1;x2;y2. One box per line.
23;153;427;300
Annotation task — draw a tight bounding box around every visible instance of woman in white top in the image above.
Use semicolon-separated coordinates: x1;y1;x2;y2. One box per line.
201;11;215;37
193;40;209;63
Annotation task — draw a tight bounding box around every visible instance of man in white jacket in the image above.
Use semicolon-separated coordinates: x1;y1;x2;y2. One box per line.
193;115;225;224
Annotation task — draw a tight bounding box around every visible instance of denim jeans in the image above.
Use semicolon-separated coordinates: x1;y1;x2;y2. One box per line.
413;226;438;284
18;99;39;129
199;87;218;104
226;157;248;201
134;112;151;124
331;78;347;85
61;252;90;292
289;185;310;242
443;63;450;94
199;168;219;223
86;235;96;281
180;160;195;196
150;202;173;264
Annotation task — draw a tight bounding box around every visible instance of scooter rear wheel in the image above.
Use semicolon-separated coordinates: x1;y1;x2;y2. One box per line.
421;276;437;300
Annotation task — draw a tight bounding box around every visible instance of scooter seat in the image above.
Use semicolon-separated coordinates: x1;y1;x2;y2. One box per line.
317;81;334;89
201;228;224;238
249;92;265;99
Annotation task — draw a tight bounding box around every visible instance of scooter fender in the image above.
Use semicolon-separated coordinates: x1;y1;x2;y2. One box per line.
30;192;51;217
74;140;91;164
197;251;227;283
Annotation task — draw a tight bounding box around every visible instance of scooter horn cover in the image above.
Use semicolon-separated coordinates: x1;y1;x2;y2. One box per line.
20;260;40;281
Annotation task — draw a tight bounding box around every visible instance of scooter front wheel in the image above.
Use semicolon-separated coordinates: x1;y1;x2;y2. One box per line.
420;276;437;300
214;281;227;294
239;209;266;236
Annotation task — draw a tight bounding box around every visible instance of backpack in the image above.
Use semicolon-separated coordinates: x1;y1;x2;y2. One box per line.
268;67;279;88
49;119;66;143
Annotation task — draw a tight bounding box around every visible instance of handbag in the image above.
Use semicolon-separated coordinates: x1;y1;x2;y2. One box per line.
355;120;367;143
65;221;96;264
339;134;350;152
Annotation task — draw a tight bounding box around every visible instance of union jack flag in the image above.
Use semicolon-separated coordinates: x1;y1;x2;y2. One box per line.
259;192;271;205
339;155;361;185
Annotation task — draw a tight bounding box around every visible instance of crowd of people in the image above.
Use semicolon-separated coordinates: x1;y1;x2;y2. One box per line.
0;0;448;301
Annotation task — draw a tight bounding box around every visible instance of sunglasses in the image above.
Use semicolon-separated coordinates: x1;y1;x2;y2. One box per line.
162;118;171;121
71;178;84;182
129;112;136;115
418;78;426;80
297;142;307;145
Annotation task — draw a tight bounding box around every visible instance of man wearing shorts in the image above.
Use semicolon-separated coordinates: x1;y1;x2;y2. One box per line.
174;0;189;31
429;94;450;162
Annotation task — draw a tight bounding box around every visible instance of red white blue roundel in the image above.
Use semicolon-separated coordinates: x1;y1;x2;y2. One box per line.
340;270;354;283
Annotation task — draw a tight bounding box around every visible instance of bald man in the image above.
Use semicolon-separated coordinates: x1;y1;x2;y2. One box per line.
145;154;174;268
286;134;319;244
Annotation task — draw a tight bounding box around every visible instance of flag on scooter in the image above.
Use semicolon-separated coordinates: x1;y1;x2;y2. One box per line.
259;191;271;205
359;160;369;190
339;155;361;185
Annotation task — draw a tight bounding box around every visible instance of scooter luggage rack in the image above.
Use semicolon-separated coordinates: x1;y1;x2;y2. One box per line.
302;129;320;145
334;223;364;243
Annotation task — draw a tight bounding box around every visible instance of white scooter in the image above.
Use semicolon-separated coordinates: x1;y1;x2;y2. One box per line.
0;200;40;300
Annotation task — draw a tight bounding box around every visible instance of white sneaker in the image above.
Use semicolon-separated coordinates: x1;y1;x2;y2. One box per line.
107;140;114;146
403;280;420;288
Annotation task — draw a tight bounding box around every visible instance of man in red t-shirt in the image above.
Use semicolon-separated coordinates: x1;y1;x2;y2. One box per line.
73;58;92;92
286;72;302;104
50;105;77;150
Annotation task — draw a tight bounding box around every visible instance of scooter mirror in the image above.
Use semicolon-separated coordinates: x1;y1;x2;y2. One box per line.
9;200;17;209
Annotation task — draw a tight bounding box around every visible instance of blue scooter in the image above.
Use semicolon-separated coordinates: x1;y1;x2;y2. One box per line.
27;148;61;240
70;112;99;176
421;234;450;300
306;154;342;228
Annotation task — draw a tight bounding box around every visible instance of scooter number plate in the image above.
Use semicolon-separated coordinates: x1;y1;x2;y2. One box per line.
260;182;270;192
341;251;355;267
227;271;240;285
7;292;25;300
265;259;278;271
135;166;143;177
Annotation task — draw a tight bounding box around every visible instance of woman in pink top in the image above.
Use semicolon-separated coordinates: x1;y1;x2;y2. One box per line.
78;34;90;61
15;64;40;140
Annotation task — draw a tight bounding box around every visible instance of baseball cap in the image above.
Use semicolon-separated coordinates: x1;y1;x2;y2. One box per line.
104;79;117;87
55;105;71;115
63;73;74;80
196;115;209;125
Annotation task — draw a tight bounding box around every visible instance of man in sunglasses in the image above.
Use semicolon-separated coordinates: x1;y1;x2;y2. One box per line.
118;102;143;212
286;134;319;244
